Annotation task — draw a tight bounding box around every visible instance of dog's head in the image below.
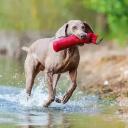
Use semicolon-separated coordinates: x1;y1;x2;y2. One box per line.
55;20;93;40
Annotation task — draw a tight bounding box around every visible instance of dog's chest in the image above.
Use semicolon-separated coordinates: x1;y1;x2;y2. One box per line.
53;47;80;73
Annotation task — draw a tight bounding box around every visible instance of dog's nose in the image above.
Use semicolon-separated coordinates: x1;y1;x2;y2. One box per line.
80;33;87;39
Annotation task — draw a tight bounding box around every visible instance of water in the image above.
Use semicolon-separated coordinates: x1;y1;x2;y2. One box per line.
0;57;127;128
0;85;118;128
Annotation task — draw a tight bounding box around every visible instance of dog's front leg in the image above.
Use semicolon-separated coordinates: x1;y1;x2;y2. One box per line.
43;72;54;107
53;74;62;103
53;74;61;96
62;69;77;104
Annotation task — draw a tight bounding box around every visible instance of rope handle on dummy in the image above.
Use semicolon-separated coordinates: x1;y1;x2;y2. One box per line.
53;32;103;52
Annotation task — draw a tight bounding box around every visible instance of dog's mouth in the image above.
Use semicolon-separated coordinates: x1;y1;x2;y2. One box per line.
78;43;85;46
74;33;87;40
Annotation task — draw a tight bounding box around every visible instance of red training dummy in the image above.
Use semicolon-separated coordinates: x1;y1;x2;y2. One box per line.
53;33;98;52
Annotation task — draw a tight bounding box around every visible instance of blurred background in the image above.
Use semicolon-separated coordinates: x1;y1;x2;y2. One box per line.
0;1;128;127
0;0;128;99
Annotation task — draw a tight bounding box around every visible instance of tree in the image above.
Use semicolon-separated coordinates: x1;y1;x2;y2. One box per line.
83;0;128;43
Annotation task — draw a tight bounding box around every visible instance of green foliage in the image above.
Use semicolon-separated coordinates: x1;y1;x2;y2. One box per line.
0;0;127;43
0;0;69;31
82;0;128;43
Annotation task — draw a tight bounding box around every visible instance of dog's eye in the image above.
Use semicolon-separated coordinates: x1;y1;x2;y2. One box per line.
81;26;85;30
72;26;77;30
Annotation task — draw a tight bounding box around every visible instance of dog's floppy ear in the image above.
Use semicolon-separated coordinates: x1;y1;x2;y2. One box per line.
83;22;94;33
55;23;68;38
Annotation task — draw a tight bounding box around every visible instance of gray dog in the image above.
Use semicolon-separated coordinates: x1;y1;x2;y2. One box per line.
22;20;93;107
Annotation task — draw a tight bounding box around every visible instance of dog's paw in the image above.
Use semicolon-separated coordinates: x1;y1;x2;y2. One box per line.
55;97;61;103
43;102;49;107
43;98;55;107
62;93;71;104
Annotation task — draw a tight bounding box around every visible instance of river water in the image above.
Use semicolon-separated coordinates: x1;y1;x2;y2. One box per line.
0;57;127;128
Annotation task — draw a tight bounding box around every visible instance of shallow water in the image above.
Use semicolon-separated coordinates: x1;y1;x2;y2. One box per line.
0;57;127;128
0;85;118;128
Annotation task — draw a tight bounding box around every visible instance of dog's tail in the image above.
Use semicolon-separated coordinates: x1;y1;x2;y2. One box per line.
22;46;29;52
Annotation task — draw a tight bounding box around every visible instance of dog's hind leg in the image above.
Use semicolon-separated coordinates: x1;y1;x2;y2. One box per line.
24;55;39;96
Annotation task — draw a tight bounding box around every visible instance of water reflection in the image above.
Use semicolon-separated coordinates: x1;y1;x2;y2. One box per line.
17;111;126;128
19;111;65;128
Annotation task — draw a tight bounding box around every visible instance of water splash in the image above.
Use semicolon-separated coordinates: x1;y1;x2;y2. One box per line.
0;84;100;114
0;81;116;125
0;77;105;115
